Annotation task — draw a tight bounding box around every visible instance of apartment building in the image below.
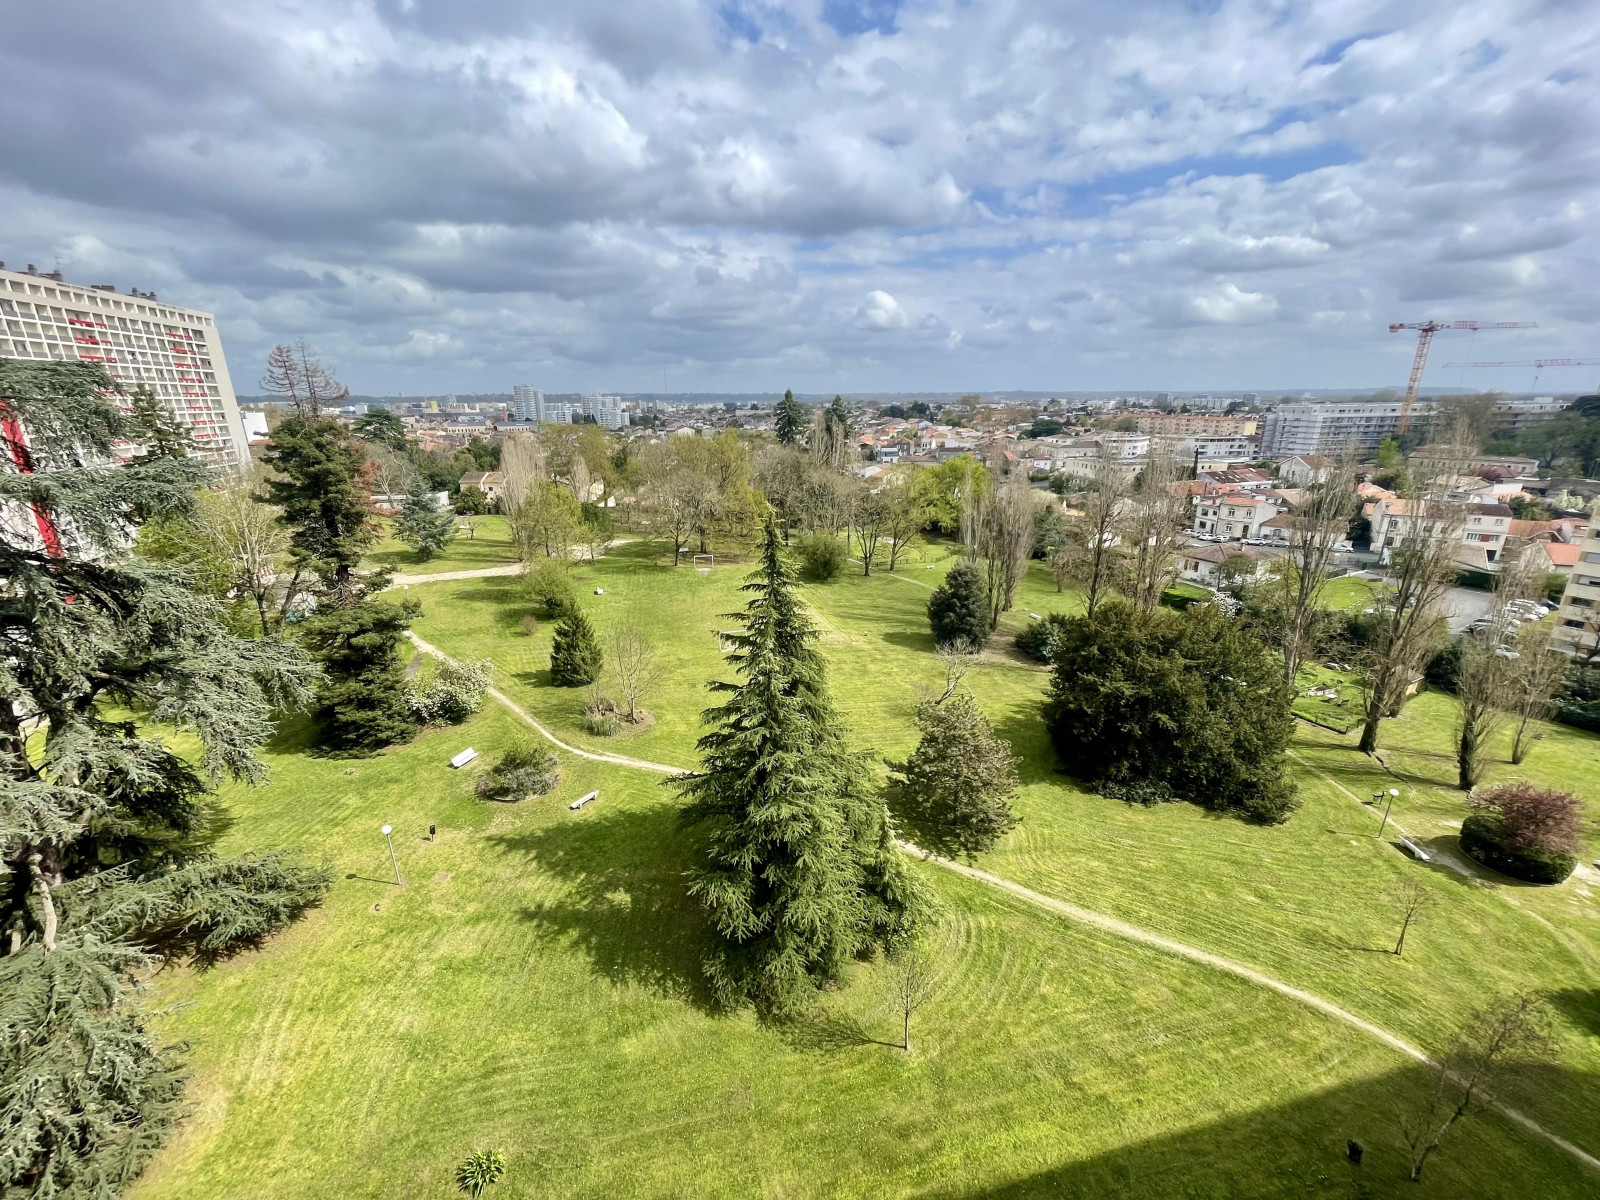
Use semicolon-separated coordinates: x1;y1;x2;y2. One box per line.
1155;432;1260;464
0;263;247;466
511;384;544;420
579;392;626;430
1553;504;1600;658
1133;413;1258;436
1259;400;1426;457
1491;396;1567;438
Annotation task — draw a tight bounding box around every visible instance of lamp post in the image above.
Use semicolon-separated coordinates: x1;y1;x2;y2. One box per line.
1376;789;1400;839
381;823;401;885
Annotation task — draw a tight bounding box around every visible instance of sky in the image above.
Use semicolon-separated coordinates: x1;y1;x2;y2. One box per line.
3;0;1598;397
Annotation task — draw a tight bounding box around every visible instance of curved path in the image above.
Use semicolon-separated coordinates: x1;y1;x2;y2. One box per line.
407;631;1599;1176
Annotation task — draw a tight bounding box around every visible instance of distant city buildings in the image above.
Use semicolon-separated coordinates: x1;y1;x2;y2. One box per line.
580;392;626;429
0;262;248;466
511;384;544;420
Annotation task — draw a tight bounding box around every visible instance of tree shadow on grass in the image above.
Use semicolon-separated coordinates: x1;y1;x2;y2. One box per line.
771;1006;898;1054
487;800;718;1012
882;629;938;654
920;1063;1600;1199
1547;989;1600;1038
265;708;318;756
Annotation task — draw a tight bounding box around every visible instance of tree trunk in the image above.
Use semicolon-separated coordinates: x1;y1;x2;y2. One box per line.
1358;708;1383;754
28;852;57;952
903;1006;910;1052
1511;716;1531;765
1457;725;1478;791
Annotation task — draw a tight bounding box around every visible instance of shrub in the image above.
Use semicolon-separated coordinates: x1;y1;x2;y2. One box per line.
1042;600;1297;823
550;608;603;687
524;559;577;617
455;1148;506;1197
927;560;992;647
580;705;622;736
796;532;846;580
1460;813;1576;884
1014;612;1072;663
475;747;560;802
1461;780;1581;885
1556;664;1600;733
405;657;492;724
1424;639;1462;694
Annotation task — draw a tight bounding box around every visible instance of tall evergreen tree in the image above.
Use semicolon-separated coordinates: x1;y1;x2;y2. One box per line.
393;479;457;562
0;360;329;1195
549;607;604;687
927;560;993;647
259;414;377;598
676;517;924;1012
775;389;806;446
299;598;421;754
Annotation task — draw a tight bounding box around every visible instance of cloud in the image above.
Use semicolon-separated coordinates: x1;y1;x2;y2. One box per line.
858;289;909;329
0;0;1595;392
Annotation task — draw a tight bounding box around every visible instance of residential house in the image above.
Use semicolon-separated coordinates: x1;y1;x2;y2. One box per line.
460;470;505;505
1276;454;1334;486
1192;491;1280;540
1179;543;1273;585
1367;497;1512;566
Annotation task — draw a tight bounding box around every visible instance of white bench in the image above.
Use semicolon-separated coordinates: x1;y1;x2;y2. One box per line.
449;747;478;769
1398;837;1431;863
569;790;599;811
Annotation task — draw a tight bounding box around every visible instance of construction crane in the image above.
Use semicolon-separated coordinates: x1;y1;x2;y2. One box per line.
1388;320;1537;432
1440;359;1600;392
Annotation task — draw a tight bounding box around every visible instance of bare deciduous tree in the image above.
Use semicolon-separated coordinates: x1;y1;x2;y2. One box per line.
1392;878;1433;956
883;475;922;571
1123;446;1191;612
1358;445;1469;754
609;615;661;722
1454;540;1543;789
968;481;1038;627
1507;621;1569;765
1064;445;1131;620
935;639;979;701
1399;994;1554;1183
1270;452;1360;689
887;942;936;1052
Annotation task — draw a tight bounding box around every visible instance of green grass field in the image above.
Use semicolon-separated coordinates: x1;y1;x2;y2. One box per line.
129;534;1600;1198
368;514;518;574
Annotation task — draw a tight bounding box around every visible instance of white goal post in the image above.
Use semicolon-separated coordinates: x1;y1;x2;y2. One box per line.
692;553;715;574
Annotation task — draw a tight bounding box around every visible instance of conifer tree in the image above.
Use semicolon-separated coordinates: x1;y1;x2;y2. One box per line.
393;478;456;562
775;388;806;445
549;607;604;686
676;517;924;1012
300;598;422;753
927;560;992;647
887;690;1021;861
259;411;377;599
0;360;329;1195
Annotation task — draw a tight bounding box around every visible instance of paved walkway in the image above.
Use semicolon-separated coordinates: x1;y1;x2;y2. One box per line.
392;563;522;586
409;631;1599;1176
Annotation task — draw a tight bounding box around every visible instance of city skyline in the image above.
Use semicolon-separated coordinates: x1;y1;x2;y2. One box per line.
3;2;1597;396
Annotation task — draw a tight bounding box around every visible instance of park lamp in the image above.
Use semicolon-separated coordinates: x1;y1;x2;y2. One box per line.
1376;789;1401;840
380;823;401;886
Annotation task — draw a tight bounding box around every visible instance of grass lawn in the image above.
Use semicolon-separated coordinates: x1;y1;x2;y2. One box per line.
368;514;518;575
1322;574;1381;612
131;532;1600;1198
1291;663;1365;733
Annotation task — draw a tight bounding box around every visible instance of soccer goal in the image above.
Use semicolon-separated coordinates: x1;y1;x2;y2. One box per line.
692;553;715;575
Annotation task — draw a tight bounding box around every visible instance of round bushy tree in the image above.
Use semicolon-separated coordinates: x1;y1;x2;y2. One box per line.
301;598;421;754
1042;600;1298;823
886;690;1021;860
796;532;846;580
550;607;603;686
927;560;992;647
1460;781;1581;883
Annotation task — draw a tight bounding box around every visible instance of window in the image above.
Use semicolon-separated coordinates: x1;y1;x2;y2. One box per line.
1565;619;1588;629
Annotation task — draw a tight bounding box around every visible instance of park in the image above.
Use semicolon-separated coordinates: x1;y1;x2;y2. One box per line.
124;516;1600;1199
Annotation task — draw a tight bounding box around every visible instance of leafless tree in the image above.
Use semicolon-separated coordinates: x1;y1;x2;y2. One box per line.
1454;539;1542;789
1270;452;1361;689
1392;878;1433;956
500;433;548;562
1358;444;1469;754
1123;447;1190;612
365;442;419;508
935;639;979;701
1399;994;1554;1183
968;481;1037;626
609;615;661;722
1507;622;1569;765
457;515;482;541
1065;446;1131;620
853;484;892;575
259;339;349;418
887;942;936;1052
882;475;922;571
191;470;292;636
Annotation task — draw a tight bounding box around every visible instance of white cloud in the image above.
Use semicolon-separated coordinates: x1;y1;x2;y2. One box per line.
858;289;908;329
0;0;1595;392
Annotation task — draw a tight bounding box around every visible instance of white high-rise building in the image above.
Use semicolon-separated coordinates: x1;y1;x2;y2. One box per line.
579;392;625;429
511;384;543;420
0;263;248;466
